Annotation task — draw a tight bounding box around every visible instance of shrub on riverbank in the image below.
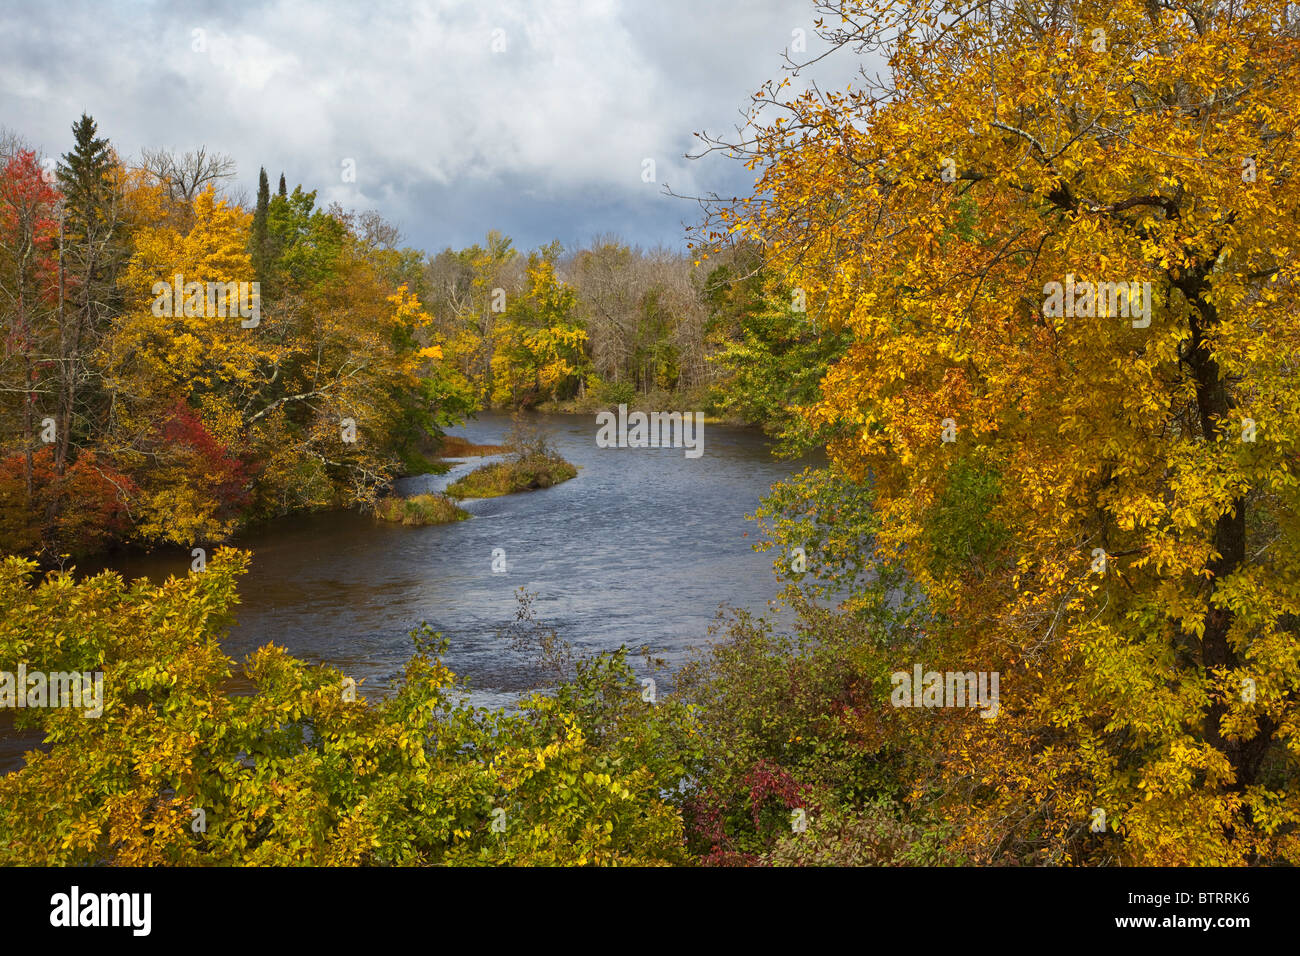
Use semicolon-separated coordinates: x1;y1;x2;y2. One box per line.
375;493;469;526
0;542;966;868
0;549;694;866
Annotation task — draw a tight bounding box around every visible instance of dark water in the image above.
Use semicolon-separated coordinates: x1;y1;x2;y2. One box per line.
1;412;808;771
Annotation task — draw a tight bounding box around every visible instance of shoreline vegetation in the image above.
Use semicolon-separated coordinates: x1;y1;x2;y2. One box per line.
443;454;577;501
375;423;577;526
445;418;578;501
533;386;749;426
435;435;508;458
373;493;469;526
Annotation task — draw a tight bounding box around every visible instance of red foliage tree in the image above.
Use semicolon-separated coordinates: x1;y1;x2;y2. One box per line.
0;151;64;503
154;401;252;515
0;447;133;558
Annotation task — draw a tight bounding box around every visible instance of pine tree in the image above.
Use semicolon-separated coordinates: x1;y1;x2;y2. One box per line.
56;114;113;244
251;167;270;282
277;172;287;198
51;113;123;479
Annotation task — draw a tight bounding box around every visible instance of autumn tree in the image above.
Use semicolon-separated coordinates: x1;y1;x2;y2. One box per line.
0;128;140;559
0;151;60;516
706;0;1300;864
565;238;714;398
491;244;588;406
568;236;644;392
106;186;265;543
139;146;236;205
0;119;470;557
425;231;520;405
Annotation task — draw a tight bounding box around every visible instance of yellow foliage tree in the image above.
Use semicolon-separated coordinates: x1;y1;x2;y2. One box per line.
492;252;588;406
108;186;270;543
713;0;1300;864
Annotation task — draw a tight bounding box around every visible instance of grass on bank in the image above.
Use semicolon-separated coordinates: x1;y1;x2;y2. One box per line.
437;434;508;458
379;423;575;520
444;454;577;499
375;493;469;526
396;434;508;479
445;420;577;500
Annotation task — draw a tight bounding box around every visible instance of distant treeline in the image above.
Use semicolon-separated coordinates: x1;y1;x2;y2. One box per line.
419;230;843;421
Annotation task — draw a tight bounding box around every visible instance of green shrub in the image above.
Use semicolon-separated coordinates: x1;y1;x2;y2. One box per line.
592;377;636;407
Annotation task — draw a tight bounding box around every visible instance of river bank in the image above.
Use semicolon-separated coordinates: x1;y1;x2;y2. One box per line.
1;411;812;772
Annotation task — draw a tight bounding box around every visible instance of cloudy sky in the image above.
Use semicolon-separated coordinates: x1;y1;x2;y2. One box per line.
1;0;862;255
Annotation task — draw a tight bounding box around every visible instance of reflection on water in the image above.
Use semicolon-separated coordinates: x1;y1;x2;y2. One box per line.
1;412;811;772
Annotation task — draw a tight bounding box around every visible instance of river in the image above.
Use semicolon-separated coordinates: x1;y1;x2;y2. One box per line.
1;412;810;772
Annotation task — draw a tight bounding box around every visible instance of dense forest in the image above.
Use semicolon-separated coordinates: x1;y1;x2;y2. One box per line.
2;0;1299;870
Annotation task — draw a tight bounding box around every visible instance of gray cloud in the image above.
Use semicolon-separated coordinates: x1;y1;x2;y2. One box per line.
1;0;859;253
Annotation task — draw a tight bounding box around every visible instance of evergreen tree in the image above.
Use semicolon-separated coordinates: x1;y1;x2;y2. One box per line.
277;172;287;197
251;167;270;282
56;114;114;243
51;114;124;479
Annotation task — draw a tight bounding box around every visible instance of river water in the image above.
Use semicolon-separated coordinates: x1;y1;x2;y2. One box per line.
1;412;809;772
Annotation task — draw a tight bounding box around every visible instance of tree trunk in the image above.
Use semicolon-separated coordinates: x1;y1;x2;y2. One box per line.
1180;270;1271;790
